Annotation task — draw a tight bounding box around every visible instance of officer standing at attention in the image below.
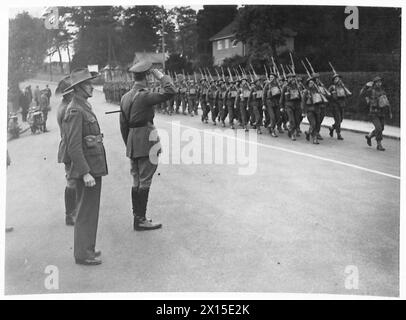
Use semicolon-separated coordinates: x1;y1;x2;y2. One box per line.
120;61;176;231
62;68;108;266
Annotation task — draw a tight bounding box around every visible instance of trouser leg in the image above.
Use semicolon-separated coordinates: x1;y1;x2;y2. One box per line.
286;106;296;134
371;116;384;142
65;177;77;218
221;103;228;122
74;177;102;260
307;111;316;137
131;157;158;219
239;101;248;127
253;101;262;126
227;101;234;126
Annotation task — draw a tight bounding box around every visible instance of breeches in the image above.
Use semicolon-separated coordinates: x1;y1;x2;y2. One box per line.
131;157;158;190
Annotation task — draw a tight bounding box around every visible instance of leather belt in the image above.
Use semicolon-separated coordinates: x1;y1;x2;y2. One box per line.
129;121;154;128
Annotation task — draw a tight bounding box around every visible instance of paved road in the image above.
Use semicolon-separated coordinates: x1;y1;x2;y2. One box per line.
5;80;400;296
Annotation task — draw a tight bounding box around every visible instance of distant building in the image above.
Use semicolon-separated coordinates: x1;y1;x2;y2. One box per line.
132;51;169;69
209;20;297;65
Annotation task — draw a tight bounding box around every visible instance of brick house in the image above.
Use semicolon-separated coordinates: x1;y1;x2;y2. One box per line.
209;20;297;65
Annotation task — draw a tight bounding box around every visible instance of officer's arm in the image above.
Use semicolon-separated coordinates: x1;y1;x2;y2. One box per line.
119;96;129;145
64;108;90;176
144;75;176;106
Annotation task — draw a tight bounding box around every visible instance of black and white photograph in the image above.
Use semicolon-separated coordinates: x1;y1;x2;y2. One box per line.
2;1;404;300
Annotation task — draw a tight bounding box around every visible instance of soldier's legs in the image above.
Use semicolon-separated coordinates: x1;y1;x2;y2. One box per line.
181;96;187;114
209;101;217;124
175;96;181;113
307;111;317;137
239;101;248;129
226;101;235;127
253;100;262;126
74;177;102;260
286;106;296;137
294;105;302;132
220;103;228;123
371;116;384;142
64;165;77;225
131;157;161;229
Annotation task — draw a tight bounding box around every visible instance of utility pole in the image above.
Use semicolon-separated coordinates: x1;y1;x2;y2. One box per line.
161;6;166;71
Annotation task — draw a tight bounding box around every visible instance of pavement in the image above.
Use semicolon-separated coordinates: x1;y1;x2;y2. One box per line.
4;80;400;297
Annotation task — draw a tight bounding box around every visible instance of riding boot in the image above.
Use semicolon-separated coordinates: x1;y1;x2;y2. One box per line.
134;188;162;231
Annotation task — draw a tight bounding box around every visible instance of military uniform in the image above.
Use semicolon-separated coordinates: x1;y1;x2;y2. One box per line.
248;79;264;133
56;80;77;226
237;80;251;131
206;81;219;125
222;81;238;128
62;89;108;262
263;76;282;137
328;74;351;140
312;73;330;139
199;80;209;123
187;80;199;116
302;78;323;144
280;75;302;140
120;62;176;230
363;77;391;150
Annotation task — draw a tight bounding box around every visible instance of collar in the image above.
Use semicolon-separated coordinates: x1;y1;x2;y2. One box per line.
73;94;92;111
133;81;148;91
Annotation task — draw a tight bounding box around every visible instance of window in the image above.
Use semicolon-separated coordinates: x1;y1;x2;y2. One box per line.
232;39;238;48
225;39;229;49
217;40;222;50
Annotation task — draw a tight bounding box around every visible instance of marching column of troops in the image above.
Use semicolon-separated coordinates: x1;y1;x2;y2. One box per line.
103;60;393;150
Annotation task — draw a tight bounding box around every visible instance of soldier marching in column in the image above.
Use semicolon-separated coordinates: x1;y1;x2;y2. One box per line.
100;55;394;152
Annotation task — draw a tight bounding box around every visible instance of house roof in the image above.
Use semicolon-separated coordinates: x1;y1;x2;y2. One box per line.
209;20;297;42
132;52;169;65
209;20;238;42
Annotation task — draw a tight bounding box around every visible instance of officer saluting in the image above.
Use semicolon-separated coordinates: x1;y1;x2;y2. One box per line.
62;68;108;266
120;61;176;231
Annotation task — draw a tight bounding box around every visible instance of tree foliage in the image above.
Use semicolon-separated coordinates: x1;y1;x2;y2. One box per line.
8;12;48;91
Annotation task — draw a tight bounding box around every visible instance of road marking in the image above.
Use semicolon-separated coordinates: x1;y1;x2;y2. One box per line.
159;119;400;181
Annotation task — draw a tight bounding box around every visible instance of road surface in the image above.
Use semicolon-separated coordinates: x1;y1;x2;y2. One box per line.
5;80;400;296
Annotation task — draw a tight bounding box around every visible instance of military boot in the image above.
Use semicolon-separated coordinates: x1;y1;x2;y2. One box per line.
317;133;323;140
365;135;372;146
134;188;162;231
329;127;334;137
291;131;296;141
270;129;278;137
377;141;386;151
337;132;344;140
312;135;319;144
305;131;310;141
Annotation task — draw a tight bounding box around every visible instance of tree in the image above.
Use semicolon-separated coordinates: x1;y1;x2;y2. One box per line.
196;5;238;54
68;6;123;68
169;7;198;59
8;12;48;99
